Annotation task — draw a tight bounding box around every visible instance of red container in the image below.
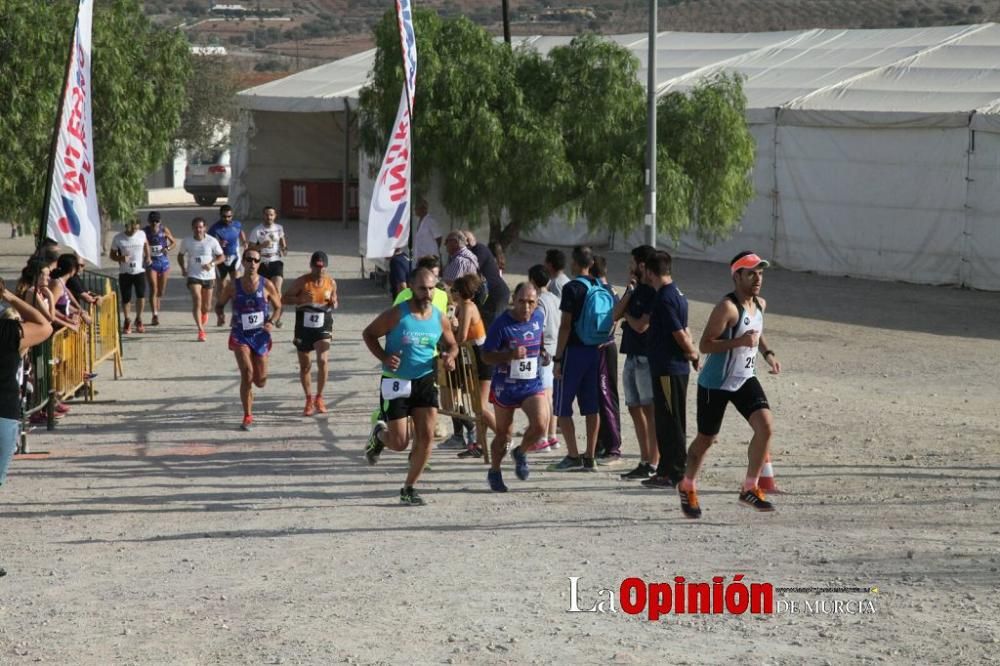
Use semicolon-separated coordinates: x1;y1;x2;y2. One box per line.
280;179;359;220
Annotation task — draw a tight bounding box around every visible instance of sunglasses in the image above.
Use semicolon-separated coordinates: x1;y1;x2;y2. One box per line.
243;256;261;264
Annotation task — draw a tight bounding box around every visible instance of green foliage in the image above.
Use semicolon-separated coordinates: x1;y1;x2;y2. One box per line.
359;15;754;245
0;0;191;230
177;54;240;152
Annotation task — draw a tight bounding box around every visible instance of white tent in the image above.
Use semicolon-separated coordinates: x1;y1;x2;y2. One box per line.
233;24;1000;289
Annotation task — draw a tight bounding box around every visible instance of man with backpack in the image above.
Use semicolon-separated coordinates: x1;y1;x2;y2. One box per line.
548;246;615;472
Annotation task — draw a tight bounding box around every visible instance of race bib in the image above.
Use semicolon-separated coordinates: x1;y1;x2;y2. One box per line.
241;311;264;330
303;312;325;329
150;244;163;257
128;261;139;270
510;357;538;380
381;377;412;399
734;350;756;378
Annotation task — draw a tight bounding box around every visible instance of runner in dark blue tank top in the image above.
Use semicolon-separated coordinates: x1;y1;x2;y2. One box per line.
142;211;176;326
217;249;282;432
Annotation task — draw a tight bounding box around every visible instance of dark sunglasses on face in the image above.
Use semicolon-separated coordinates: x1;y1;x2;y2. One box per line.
244;256;261;264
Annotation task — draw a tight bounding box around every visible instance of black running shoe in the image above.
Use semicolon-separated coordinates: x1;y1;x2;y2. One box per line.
487;469;508;492
621;462;654;480
457;445;482;458
679;486;702;519
578;456;597;473
400;486;425;506
641;475;676;489
366;421;386;464
738;486;775;512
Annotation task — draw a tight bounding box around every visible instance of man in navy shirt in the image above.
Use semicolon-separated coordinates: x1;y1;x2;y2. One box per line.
613;245;659;479
388;247;411;298
641;250;699;488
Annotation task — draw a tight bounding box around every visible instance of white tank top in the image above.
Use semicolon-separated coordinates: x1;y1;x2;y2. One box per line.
699;295;763;392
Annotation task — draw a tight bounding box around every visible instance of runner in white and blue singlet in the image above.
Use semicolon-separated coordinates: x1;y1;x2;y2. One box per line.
677;251;783;519
479;283;551;492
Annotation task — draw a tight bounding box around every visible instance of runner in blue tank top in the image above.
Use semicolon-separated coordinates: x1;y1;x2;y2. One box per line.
677;251;783;520
362;267;459;506
142;211;176;326
479;283;551;492
217;248;282;432
209;204;247;327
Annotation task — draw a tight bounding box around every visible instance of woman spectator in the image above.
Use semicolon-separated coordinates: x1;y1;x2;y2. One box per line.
17;257;78;332
50;254;91;326
451;273;497;458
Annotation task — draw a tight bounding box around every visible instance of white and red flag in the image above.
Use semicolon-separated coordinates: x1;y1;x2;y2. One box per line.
46;0;101;266
365;0;418;259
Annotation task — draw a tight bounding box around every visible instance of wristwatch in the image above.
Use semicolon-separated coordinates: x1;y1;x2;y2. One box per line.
763;350;775;358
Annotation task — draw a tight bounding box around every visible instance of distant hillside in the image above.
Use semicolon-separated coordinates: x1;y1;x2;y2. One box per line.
146;0;1000;69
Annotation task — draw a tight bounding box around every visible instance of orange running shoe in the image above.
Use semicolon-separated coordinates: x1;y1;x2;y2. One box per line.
302;397;315;417
313;396;327;414
678;485;702;519
240;415;253;431
197;330;207;342
738;486;775;512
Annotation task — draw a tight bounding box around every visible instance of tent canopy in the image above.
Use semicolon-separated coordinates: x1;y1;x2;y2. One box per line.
238;24;1000;119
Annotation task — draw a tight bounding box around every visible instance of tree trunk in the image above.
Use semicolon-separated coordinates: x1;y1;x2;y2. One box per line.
498;218;522;250
488;206;503;245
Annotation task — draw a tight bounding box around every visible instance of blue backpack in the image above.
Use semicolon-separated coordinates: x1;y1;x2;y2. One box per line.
573;276;615;346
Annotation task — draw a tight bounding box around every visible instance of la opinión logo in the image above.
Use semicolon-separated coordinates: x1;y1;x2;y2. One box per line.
568;575;773;619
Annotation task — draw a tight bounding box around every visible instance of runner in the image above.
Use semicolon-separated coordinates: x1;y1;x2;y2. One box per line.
479;282;549;492
248;206;287;326
217;248;282;431
208;204;246;327
142;211;176;326
677;251;782;519
282;251;338;416
362;267;459;506
178;217;225;342
109;219;151;334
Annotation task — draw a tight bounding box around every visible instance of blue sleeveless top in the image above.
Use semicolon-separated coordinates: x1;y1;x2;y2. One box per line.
231;278;269;333
384;301;442;380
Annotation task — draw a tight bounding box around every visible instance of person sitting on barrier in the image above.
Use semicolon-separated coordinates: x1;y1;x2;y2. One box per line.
217;248;282;432
50;254;92;327
450;273;496;459
480;282;549;492
143;211;176;327
1;279;54;490
362;267;459;506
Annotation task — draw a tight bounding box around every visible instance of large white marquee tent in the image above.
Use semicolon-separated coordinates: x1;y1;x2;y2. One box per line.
234;24;1000;290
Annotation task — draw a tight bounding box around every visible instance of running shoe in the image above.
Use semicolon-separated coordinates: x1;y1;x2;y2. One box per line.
151;314;159;326
547;437;560;450
512;447;530;480
399;486;425;506
240;415;253;431
135;320;146;333
487;469;508;492
302;398;315;417
197;330;207;342
366;420;386;464
457;445;482;458
679;485;702;519
641;475;676;489
201;312;209;326
579;456;597;473
313;396;327;414
529;438;551;453
123;318;132;334
546;455;582;472
438;434;466;450
620;462;655;480
596;452;623;466
738;486;775;512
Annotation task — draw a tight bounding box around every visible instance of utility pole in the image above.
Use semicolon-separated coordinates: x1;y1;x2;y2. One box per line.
501;0;511;44
645;0;657;247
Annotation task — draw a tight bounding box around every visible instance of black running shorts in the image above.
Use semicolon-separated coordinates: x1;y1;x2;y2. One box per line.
119;272;146;304
380;373;439;421
259;260;284;280
696;376;770;436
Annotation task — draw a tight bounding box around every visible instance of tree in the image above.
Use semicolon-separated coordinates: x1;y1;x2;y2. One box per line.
176;54;241;153
359;13;754;245
0;0;191;231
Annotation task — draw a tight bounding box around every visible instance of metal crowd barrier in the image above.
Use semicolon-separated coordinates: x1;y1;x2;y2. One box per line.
19;274;123;452
438;342;490;463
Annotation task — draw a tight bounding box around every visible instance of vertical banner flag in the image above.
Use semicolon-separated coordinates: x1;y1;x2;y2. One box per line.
366;0;417;259
47;0;101;266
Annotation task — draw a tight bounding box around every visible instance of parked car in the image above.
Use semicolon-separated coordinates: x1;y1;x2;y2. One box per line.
184;149;230;207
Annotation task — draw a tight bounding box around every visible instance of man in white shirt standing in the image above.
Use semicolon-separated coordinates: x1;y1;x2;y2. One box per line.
248;205;287;327
412;199;441;261
178;217;225;342
110;219;151;334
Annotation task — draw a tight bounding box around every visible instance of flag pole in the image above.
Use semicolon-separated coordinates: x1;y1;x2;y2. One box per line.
38;2;84;252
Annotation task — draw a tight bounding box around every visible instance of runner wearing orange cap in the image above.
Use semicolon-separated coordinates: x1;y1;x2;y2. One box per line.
677;251;782;519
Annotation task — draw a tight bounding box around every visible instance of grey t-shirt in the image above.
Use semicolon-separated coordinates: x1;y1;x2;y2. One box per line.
536;290;560;356
547;272;570;299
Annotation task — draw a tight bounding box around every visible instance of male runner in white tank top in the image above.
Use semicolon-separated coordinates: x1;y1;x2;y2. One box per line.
677;251;782;519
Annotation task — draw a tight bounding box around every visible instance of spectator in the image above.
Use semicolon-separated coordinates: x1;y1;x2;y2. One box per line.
441;230;479;286
591;255;622;463
544;248;570;299
389;247;411;298
527;264;560;452
464;231;509;326
412;199;442;262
